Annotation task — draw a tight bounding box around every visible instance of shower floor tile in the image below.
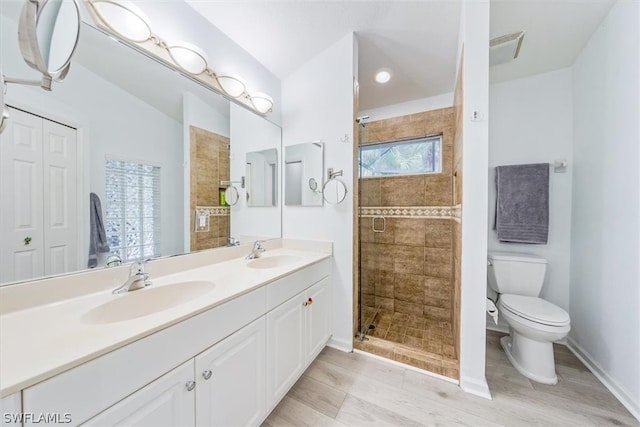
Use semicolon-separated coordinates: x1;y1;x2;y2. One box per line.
356;312;458;379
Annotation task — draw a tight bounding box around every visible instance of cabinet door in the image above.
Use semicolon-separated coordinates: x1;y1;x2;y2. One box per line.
195;317;266;427
305;277;331;361
266;292;305;410
1;393;21;426
82;360;195;427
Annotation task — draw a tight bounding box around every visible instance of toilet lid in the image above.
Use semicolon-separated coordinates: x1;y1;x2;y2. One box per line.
500;294;570;326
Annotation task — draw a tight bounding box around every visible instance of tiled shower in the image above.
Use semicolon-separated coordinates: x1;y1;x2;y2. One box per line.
189;126;231;251
355;107;461;379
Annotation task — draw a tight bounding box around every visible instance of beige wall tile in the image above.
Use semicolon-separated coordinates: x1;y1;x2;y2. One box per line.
425;175;452;206
393;245;424;274
425;262;452;279
393;273;423;302
394;218;426;246
424;306;450;321
380;176;427;206
360;178;382;206
425;220;452;249
395;300;423;316
375;272;395;298
376;296;395;312
425;277;452;300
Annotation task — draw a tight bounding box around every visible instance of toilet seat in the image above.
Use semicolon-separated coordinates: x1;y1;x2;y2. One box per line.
500;294;570;327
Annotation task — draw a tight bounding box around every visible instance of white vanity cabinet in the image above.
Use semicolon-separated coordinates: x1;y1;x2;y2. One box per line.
83;317;267;427
82;360;195;426
266;276;331;409
195;317;266;427
17;255;331;427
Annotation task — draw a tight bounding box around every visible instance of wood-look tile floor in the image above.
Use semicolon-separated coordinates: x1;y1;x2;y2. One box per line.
263;331;639;426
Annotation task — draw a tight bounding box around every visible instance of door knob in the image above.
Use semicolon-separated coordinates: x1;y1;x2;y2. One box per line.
185;381;196;391
202;370;212;380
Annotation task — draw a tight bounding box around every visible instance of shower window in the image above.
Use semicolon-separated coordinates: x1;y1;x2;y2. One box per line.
359;135;442;177
104;158;161;262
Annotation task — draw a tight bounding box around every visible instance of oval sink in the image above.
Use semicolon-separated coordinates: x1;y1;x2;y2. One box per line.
247;255;302;269
82;281;215;324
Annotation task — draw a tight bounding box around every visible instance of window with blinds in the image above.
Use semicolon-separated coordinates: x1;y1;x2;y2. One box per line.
104;159;161;262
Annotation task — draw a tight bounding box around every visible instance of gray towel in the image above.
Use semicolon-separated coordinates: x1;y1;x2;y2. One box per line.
88;192;110;268
495;163;549;244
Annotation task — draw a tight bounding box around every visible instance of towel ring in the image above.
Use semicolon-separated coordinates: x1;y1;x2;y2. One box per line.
322;177;348;205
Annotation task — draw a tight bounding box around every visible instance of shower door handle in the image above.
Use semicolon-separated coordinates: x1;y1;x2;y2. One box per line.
372;216;386;233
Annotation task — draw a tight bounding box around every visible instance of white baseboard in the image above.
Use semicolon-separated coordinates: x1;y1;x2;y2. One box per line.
327;336;353;353
460;375;492;400
566;337;640;422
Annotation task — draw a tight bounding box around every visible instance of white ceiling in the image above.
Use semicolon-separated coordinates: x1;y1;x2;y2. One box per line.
187;0;616;112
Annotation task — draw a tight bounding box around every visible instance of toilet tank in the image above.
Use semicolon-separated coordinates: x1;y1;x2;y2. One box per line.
487;252;547;296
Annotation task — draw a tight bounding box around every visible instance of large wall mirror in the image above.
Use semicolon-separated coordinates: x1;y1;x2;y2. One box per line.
0;3;282;286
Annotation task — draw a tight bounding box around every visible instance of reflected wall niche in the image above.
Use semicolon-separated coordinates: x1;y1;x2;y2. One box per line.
189;126;230;251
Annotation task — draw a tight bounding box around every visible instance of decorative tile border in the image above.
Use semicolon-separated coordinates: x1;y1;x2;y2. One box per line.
452;204;461;223
195;206;230;217
359;206;454;219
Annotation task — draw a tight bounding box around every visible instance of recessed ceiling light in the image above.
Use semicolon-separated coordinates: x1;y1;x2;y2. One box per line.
375;69;392;84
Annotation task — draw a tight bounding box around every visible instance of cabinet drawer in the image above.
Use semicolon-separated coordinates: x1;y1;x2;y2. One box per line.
266;257;331;311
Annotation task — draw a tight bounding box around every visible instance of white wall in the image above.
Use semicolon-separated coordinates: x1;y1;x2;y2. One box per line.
359;92;454;121
459;0;491;399
230;103;282;241
570;0;640;417
488;68;574;314
282;34;357;351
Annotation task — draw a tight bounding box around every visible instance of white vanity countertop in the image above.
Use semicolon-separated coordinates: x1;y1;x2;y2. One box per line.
0;243;331;397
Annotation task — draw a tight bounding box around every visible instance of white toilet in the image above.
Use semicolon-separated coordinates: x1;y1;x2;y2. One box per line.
487;252;570;384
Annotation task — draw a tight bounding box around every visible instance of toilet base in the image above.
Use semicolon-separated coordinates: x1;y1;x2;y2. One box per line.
500;335;558;385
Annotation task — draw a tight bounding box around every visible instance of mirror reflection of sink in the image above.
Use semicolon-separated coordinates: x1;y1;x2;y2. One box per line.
247;255;302;269
82;281;215;324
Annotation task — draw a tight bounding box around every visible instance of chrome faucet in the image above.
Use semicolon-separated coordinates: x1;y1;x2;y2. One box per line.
112;261;151;294
245;240;266;260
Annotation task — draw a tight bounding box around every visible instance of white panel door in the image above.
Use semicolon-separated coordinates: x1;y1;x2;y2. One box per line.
195;317;266;427
266;293;305;410
42;119;78;276
0;108;44;283
82;360;195;427
305;277;331;361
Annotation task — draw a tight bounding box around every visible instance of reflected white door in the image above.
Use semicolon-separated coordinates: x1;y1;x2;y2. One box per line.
43;118;78;276
0;108;44;282
0;108;78;282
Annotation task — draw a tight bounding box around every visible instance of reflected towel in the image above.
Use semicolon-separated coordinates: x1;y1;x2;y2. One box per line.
495;163;549;244
88;192;110;268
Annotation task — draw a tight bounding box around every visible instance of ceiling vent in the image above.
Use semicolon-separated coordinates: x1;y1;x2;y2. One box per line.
490;31;525;66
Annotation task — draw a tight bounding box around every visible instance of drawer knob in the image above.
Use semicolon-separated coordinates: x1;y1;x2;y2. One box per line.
202;370;213;380
186;380;196;391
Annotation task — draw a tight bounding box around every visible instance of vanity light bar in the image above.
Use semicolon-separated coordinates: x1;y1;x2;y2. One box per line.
84;0;274;115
